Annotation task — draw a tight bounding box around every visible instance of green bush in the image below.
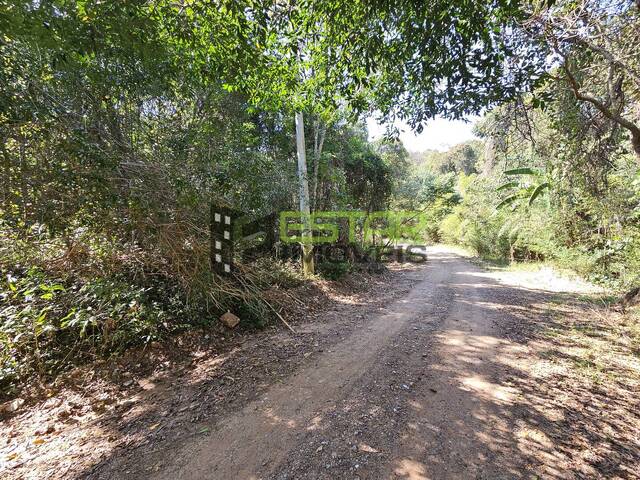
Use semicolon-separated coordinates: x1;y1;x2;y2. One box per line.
0;263;197;389
439;212;463;244
0;223;285;391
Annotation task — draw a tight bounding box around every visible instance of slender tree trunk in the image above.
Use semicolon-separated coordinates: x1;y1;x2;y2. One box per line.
311;118;326;211
1;140;10;208
631;132;640;160
295;111;314;275
312;118;319;210
19;135;28;224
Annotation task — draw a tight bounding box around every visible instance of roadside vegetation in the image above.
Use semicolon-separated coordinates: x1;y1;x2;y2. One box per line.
403;96;640;292
2;0;639;398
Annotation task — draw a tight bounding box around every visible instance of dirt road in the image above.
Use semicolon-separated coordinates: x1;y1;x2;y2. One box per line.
135;246;611;479
7;246;637;480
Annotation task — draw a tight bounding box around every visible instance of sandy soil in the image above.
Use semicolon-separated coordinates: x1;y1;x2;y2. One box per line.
2;246;638;479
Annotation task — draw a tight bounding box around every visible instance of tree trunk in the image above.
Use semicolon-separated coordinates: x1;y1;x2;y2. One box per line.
631;131;640;161
295;111;314;276
1;139;10;208
311;118;326;211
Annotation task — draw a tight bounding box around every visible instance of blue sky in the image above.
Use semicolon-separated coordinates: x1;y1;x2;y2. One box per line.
366;116;479;153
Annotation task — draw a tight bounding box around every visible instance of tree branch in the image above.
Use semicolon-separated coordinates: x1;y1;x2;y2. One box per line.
562;62;640;158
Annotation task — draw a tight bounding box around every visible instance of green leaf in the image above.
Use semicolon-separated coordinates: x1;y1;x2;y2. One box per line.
528;182;549;205
496;181;518;192
36;309;49;325
496;194;519;209
504;168;538;176
59;309;76;329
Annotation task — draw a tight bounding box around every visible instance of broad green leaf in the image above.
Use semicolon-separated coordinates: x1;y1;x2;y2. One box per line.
496;181;518;192
528;182;550;205
496;194;520;209
504;168;538;176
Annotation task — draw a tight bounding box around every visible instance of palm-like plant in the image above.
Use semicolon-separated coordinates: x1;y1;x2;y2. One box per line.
496;168;550;209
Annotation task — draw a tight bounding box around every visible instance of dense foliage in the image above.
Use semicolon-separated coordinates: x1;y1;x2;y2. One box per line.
0;2;405;389
413;94;639;292
393;0;640;292
1;0;639;392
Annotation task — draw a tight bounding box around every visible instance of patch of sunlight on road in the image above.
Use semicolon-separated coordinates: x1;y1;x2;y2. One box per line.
459;269;602;294
394;458;429;480
306;415;323;431
263;408;297;428
440;331;501;348
459;374;518;404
